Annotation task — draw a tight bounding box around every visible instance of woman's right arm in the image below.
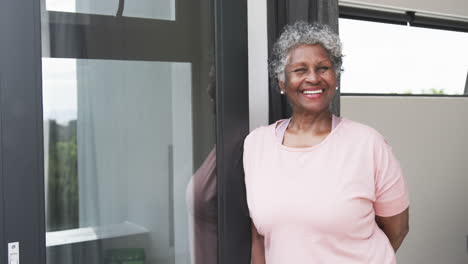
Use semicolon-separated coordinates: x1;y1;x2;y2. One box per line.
251;222;266;264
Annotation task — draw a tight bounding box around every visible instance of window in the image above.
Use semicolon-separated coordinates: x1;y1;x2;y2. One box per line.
41;0;218;263
339;8;468;96
45;0;175;20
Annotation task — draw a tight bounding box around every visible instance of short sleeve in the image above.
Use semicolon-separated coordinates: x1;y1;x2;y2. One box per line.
243;132;256;218
242;126;268;220
373;137;409;217
243;134;253;178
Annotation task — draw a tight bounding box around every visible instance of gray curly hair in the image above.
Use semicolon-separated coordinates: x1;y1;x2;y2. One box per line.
270;21;343;84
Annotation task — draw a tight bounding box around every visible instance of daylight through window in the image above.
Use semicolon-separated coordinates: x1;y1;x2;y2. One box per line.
339;18;468;95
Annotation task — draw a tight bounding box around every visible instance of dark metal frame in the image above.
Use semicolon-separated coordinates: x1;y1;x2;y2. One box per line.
340;6;468;33
0;0;46;263
339;6;468;97
214;0;251;263
340;6;407;25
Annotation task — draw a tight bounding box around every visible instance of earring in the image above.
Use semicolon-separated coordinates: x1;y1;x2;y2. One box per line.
280;90;285;95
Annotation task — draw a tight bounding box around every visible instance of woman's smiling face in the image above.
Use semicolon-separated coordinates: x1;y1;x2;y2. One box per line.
279;44;337;114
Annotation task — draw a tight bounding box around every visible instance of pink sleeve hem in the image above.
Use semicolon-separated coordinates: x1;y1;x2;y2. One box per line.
374;194;409;217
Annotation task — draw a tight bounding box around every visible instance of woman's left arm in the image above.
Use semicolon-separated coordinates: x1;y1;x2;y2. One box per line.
375;207;409;252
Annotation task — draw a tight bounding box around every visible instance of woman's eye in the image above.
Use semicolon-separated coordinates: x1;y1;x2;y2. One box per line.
293;68;306;73
317;66;330;72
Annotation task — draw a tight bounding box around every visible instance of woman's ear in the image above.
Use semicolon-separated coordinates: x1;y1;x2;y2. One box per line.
278;79;285;93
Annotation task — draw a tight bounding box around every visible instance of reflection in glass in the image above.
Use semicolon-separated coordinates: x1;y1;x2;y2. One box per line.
43;58;215;264
42;0;216;262
46;0;176;20
186;66;217;264
43;59;78;232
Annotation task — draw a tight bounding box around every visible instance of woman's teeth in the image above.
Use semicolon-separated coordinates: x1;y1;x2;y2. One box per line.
303;90;323;94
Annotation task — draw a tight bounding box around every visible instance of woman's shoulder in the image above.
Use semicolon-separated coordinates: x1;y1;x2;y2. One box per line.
339;117;388;144
245;123;275;141
244;120;284;148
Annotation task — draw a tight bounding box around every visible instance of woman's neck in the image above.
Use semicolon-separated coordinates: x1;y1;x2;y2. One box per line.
288;110;332;135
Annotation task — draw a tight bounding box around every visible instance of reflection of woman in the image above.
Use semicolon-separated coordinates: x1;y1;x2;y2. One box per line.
244;22;409;264
186;148;217;264
186;66;217;264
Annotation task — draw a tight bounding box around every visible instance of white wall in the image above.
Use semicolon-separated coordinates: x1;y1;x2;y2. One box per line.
248;0;269;130
340;0;468;18
342;96;468;264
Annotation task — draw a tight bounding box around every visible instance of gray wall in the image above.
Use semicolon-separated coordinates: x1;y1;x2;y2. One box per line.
339;1;468;261
342;96;468;264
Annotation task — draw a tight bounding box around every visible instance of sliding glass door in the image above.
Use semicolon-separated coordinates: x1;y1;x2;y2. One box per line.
42;1;217;263
0;0;250;263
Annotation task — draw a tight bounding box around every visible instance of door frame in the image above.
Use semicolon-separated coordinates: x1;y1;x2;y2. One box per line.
0;0;46;263
214;0;251;263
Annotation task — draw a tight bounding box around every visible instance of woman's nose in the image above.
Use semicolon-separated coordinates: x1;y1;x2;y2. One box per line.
304;70;320;83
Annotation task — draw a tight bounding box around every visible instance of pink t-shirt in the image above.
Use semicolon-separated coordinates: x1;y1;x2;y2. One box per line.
243;117;409;264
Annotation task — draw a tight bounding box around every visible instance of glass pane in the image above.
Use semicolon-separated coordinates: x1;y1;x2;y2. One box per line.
43;59;78;232
41;0;217;263
339;18;468;95
46;0;176;20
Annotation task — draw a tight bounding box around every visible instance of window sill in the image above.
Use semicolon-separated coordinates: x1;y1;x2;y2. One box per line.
46;221;149;247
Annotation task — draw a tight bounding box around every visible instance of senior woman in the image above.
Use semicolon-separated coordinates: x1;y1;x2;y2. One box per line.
243;21;409;264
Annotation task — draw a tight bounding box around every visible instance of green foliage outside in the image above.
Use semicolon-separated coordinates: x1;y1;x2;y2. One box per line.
46;119;79;232
421;88;446;95
403;88;447;95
